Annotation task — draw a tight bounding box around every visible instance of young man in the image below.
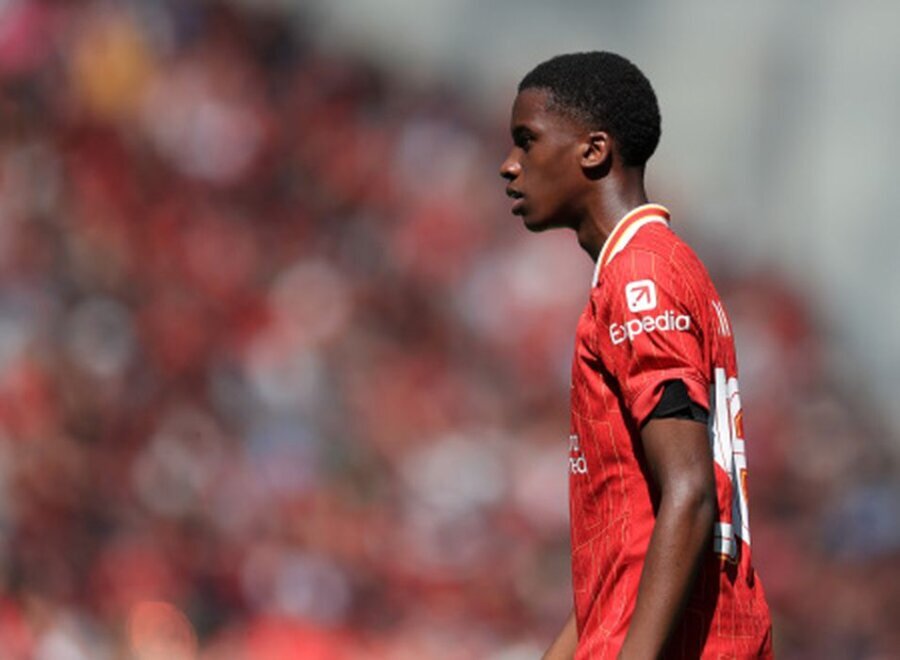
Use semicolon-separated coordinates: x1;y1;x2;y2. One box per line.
500;52;773;659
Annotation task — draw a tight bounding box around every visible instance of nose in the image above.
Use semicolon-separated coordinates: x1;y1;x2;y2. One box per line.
500;151;521;180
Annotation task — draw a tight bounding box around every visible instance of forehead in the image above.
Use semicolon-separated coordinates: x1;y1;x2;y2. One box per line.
510;87;583;136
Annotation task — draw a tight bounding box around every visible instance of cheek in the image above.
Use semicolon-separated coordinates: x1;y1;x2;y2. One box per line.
541;163;576;198
553;162;584;195
543;148;578;181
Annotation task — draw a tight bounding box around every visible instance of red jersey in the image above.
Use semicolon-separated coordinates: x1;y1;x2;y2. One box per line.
568;204;773;658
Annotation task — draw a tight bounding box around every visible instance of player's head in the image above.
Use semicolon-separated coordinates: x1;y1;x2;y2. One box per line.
500;51;660;231
520;52;661;167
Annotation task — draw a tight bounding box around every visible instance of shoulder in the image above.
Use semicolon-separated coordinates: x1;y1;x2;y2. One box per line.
602;225;713;296
594;227;719;326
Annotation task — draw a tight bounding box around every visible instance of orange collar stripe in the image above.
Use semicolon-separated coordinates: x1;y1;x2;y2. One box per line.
592;204;671;286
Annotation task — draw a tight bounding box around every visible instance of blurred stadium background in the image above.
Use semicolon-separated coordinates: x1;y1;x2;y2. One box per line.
0;0;898;658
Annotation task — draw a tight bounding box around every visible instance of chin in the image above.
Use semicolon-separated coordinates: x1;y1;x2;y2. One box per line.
521;212;560;233
523;221;553;233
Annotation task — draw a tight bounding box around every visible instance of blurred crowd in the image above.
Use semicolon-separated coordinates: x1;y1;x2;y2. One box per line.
0;1;898;658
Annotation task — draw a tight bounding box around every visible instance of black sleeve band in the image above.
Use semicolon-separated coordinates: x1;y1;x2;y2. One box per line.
648;379;709;424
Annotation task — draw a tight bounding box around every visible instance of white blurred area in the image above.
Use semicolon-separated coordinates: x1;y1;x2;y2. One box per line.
302;0;900;434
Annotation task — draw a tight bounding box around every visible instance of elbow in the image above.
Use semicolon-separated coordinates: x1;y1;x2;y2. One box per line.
694;486;717;529
665;477;717;527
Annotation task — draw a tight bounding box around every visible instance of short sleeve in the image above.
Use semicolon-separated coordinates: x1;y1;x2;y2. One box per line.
594;250;711;428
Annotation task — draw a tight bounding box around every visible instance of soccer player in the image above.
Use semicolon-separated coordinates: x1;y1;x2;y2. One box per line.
500;52;773;659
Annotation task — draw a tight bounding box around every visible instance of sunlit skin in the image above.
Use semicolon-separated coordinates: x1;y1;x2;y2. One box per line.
501;88;719;660
499;88;649;261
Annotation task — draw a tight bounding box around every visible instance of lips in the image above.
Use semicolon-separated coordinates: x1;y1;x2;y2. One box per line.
506;188;525;214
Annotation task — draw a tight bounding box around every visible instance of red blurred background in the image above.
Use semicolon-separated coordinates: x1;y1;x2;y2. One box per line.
0;2;897;658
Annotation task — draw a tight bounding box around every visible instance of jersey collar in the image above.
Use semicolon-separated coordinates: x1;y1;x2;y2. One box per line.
591;203;671;287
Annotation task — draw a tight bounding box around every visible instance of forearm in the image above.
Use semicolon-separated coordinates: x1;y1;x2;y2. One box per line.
618;490;715;659
543;609;578;660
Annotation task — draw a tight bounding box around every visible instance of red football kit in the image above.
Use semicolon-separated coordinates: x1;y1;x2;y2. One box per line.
568;204;773;658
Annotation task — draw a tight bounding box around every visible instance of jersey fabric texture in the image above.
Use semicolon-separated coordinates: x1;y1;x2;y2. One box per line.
568;204;773;659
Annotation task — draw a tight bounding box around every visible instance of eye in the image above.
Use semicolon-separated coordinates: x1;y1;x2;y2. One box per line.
515;133;534;151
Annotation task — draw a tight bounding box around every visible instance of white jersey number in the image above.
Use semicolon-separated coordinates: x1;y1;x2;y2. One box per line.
709;367;751;558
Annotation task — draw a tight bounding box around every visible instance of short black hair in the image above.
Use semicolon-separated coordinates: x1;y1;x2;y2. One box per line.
518;52;661;167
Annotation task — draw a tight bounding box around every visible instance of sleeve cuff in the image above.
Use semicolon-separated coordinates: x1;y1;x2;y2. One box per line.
629;372;710;428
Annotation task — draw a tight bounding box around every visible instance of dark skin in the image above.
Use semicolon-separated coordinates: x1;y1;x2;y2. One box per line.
501;88;718;660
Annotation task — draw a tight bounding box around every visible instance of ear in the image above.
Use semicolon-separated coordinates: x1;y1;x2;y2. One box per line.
581;131;612;169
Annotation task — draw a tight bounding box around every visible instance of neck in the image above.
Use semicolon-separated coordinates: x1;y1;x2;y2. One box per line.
574;168;648;260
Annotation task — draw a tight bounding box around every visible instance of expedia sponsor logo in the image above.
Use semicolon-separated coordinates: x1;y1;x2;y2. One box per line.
609;310;691;345
625;279;657;313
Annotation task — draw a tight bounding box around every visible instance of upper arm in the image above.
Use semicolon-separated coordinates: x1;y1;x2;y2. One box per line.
641;417;715;501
